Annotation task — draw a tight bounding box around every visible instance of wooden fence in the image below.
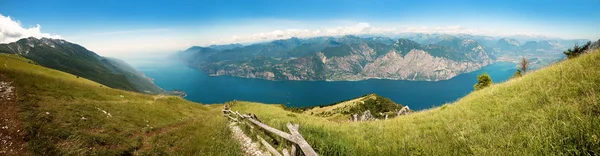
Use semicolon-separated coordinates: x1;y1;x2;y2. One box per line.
223;108;318;156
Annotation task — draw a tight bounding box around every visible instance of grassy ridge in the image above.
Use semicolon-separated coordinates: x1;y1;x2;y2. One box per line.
231;51;600;155
303;94;404;122
0;54;241;155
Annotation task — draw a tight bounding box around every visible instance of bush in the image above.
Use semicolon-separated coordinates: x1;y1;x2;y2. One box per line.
512;69;522;78
474;73;492;90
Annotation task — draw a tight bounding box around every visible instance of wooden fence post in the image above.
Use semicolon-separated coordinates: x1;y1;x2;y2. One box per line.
286;123;318;156
226;110;318;156
258;135;282;156
290;145;297;156
282;148;290;156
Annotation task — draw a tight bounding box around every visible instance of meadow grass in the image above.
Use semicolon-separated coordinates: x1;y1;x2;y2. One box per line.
0;54;241;155
231;51;600;155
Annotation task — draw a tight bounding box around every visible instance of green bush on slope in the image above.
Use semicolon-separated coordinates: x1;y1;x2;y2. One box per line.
474;73;492;90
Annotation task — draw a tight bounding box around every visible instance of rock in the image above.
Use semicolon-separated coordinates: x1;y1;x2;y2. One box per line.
397;106;412;116
360;110;374;121
350;114;359;122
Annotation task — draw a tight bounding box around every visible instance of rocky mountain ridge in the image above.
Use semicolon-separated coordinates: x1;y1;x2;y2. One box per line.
179;35;497;81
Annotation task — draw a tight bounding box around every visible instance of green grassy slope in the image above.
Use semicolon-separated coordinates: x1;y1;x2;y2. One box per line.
100;57;164;94
0;38;165;94
0;39;136;92
231;50;600;155
0;54;241;155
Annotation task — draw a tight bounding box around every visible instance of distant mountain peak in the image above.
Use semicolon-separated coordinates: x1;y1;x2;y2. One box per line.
394;38;419;45
498;38;521;46
17;37;64;49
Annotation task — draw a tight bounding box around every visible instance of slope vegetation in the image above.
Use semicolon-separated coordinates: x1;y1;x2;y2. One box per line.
231;50;600;155
302;93;406;122
0;54;240;155
0;37;164;94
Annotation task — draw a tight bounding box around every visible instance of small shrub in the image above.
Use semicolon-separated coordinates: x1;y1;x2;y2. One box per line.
512;69;522;78
474;73;492;90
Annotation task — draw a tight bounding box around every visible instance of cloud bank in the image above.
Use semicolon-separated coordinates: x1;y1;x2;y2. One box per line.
0;14;61;43
210;22;549;45
212;23;396;44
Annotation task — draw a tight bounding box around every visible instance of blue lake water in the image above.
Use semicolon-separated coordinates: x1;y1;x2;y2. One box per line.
126;55;516;111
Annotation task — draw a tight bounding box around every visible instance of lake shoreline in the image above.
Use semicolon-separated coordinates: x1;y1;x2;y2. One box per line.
129;59;516;111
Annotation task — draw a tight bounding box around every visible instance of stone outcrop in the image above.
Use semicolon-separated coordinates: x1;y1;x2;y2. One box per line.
349;106;413;122
396;106;412;116
360;110;374;121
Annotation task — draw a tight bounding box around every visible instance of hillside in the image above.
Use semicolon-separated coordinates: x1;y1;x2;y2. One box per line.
230;50;600;155
0;37;164;94
302;93;409;122
0;54;240;155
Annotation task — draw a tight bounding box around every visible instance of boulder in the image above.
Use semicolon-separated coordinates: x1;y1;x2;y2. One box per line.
397;106;412;116
360;110;374;121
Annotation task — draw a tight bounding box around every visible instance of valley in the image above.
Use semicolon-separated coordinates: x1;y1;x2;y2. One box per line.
1;1;600;155
1;40;599;155
128;57;516;110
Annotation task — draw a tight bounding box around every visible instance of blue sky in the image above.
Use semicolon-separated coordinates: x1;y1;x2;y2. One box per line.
0;0;599;56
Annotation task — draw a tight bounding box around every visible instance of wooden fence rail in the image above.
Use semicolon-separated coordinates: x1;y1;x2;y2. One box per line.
223;109;318;156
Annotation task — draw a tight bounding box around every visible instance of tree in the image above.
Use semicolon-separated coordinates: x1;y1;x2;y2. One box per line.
564;41;592;59
519;57;529;74
474;73;493;91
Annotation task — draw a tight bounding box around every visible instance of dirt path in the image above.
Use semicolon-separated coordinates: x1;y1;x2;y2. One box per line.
0;74;28;155
228;122;271;156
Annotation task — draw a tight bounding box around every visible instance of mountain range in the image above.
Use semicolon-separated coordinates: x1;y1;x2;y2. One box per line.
0;37;164;94
178;34;588;81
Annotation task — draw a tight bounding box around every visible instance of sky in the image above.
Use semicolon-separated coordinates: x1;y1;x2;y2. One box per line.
0;0;599;56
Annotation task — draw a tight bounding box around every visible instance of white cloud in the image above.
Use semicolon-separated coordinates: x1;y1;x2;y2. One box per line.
0;14;61;43
400;25;486;34
210;22;555;45
211;22;396;45
397;25;551;37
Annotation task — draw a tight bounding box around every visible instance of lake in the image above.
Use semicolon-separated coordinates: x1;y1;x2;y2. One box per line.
125;55;516;111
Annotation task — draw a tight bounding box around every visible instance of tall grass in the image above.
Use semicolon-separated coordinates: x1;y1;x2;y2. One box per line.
0;54;241;155
231;51;600;155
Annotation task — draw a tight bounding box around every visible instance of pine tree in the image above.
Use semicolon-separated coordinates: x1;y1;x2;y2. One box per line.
564;41;592;59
